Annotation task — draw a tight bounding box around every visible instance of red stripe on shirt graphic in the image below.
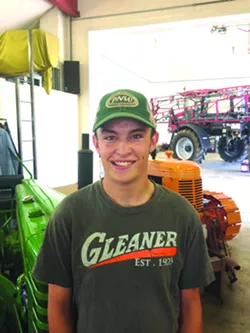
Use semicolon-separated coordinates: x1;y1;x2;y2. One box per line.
90;247;177;268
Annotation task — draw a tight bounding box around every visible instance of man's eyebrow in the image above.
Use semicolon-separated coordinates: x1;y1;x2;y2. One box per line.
130;128;146;133
100;129;116;134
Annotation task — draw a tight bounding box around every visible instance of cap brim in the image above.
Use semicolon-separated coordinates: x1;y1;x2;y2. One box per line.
93;112;156;132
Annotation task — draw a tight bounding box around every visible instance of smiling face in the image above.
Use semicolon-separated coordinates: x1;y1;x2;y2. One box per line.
93;118;159;186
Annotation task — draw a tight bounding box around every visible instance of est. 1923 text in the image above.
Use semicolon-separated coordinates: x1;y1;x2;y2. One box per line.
135;257;173;267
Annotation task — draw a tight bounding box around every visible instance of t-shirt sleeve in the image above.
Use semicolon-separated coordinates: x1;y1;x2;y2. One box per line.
179;210;215;290
32;199;72;288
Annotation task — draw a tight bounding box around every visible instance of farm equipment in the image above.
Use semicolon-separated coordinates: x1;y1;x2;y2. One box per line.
0;119;242;332
0;119;65;332
150;85;250;163
148;151;241;300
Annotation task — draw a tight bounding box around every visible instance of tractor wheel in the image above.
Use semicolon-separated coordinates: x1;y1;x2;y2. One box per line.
217;136;249;162
171;129;205;163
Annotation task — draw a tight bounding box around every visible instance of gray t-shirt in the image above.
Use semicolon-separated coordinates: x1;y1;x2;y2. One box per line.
33;181;214;333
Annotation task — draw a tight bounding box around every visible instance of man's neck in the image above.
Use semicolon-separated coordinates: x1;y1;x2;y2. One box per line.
102;177;155;208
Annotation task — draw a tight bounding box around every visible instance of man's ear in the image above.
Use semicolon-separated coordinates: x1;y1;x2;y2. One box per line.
92;134;100;155
150;131;159;153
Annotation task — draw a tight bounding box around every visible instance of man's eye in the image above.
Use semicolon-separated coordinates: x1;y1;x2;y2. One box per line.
131;134;142;140
105;136;116;141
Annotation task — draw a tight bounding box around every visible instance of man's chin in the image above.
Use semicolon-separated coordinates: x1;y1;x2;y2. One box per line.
109;174;138;185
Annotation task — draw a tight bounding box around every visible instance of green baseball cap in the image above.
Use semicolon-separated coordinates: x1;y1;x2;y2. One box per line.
92;89;156;132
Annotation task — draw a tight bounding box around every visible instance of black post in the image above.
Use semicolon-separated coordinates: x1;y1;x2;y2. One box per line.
78;134;93;189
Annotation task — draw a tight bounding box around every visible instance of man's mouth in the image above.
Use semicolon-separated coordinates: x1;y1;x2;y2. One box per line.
112;161;133;166
111;161;136;169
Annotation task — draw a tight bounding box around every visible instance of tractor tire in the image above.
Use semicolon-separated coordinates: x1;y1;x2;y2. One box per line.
217;136;249;163
171;129;205;163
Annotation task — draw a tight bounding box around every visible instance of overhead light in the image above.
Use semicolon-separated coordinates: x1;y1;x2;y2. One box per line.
211;25;227;34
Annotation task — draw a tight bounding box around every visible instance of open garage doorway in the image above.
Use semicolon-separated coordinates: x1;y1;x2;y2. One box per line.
88;14;250;332
88;13;250;181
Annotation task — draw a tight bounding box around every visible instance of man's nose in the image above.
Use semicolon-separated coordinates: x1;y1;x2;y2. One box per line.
117;141;132;155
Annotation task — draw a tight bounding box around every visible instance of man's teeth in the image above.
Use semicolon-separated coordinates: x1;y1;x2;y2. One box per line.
114;161;133;166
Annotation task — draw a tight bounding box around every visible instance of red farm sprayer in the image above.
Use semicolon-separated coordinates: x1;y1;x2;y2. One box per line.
150;85;250;163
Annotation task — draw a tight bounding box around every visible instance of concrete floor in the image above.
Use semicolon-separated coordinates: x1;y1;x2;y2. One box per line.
199;153;250;333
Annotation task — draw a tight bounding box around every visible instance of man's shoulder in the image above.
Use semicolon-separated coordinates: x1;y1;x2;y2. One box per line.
55;181;101;213
156;184;196;211
68;181;100;199
155;183;200;225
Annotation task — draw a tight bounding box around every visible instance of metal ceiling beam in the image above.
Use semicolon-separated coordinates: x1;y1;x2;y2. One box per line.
73;0;234;21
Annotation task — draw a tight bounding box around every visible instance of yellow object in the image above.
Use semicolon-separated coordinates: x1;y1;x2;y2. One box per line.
0;29;59;94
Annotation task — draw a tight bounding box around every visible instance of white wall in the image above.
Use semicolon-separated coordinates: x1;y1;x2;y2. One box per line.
39;7;71;63
148;28;250;82
88;23;250;85
0;81;78;188
149;78;250;97
58;9;71;62
0;78;5;118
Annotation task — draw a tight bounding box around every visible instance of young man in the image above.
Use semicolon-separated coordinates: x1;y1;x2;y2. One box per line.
33;89;215;333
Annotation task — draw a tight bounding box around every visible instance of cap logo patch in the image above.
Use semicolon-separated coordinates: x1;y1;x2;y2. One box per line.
106;92;139;108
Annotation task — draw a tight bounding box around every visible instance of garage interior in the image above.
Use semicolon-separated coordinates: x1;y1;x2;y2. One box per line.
88;19;250;331
0;0;250;332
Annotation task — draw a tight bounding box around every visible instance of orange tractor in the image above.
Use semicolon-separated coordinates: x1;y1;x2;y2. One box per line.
148;151;241;300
